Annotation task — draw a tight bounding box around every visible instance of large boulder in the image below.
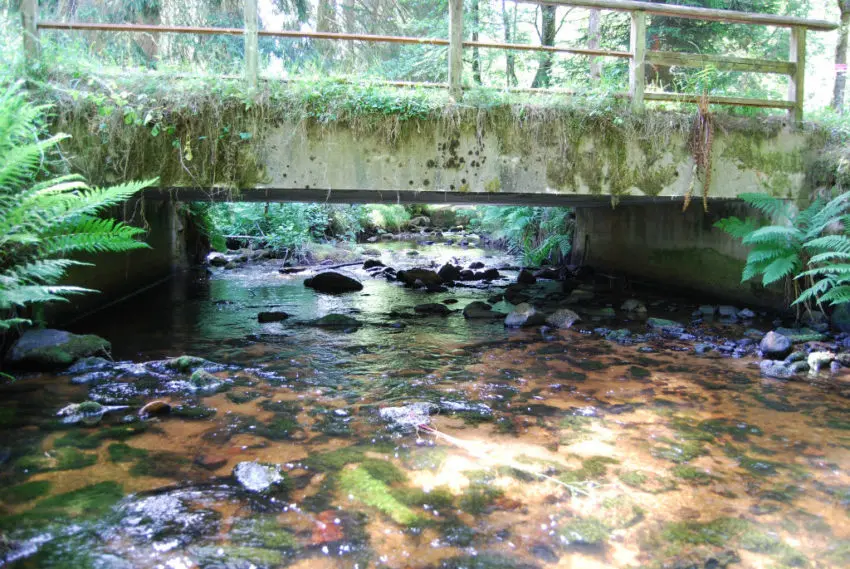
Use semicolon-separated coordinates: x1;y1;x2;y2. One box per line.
505;303;543;328
408;216;431;229
759;331;792;359
397;268;442;288
207;252;228;267
546;308;581;329
304;271;363;294
7;329;110;369
437;263;462;282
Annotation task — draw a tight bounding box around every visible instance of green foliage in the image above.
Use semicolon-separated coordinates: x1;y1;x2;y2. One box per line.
0;83;153;330
474;206;573;265
715;190;850;309
367;205;410;232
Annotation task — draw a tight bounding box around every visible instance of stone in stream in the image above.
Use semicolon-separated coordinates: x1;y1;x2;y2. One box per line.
463;301;498;319
759;360;796;380
620;299;647;314
233;461;283;493
832;303;850;332
363;259;385;270
759;331;792;358
57;401;128;425
517;269;537;285
396;268;442;288
379;402;436;430
304;271;363;294
310;314;362;330
207;252;228;267
6;329;111;369
808;351;835;374
413;303;452;316
468;261;485;270
66;356;113;374
546;308;581;329
437;263;462;282
646;318;683;334
505;303;543;328
139;400;171;418
257;311;289;323
774;327;827;343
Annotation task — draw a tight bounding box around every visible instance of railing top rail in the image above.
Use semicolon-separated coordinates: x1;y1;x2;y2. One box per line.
517;0;838;31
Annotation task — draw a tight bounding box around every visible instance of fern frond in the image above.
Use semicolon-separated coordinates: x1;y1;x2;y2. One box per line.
818;285;850;305
804;235;850;254
741;225;802;246
713;216;760;238
739;193;792;221
761;254;801;286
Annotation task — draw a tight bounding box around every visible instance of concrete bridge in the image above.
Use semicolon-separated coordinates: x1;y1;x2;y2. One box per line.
26;0;838;318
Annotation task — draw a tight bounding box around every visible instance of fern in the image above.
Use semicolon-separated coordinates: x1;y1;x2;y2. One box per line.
718;187;850;314
0;83;156;329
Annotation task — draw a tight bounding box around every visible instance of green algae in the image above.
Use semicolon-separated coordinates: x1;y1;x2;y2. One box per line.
392;486;455;510
651;438;707;464
231;516;299;550
629;366;651;378
559;456;619;483
359;459;407;484
459;482;503;515
171;404;217;420
0;481;124;531
600;495;645;528
107;442;149;463
54;423;147;450
672;465;713;484
558;517;611;546
164;355;209;373
619;470;648;488
338;466;420;525
129;451;190;478
0;480;52;504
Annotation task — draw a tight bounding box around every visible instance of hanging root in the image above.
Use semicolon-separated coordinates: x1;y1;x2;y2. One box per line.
685;93;714;212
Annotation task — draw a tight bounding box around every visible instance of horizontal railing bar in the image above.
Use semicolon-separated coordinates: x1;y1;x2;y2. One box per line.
644;92;796;109
39;21;631;58
516;0;837;31
464;40;630;58
38;22;450;45
646;50;795;75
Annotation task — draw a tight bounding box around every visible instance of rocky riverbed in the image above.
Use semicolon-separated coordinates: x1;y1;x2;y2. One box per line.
2;240;850;568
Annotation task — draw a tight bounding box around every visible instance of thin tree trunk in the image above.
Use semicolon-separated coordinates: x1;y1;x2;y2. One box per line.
317;0;338;61
502;0;517;87
588;8;600;80
531;5;556;88
472;0;482;85
833;1;850;112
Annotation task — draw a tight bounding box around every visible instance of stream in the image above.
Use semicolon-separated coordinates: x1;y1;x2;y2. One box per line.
1;241;850;569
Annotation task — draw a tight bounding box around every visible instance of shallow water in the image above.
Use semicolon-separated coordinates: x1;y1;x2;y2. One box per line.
2;243;850;569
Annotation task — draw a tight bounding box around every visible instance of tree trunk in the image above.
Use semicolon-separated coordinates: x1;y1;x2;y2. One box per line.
531;5;556;88
472;0;481;85
317;0;338;61
833;1;850;112
501;0;517;87
588;8;600;80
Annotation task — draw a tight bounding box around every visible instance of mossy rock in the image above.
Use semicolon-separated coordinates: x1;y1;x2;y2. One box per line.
171;404;217;420
6;329;110;369
189;545;284;568
619;470;648;488
303;446;367;471
227;390;262;404
189;369;223;390
129;451;191;478
392;485;454;510
359;459;407;484
338;466;420;525
164;355;209;373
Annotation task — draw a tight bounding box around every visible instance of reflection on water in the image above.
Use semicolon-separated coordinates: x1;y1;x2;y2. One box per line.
1;243;850;569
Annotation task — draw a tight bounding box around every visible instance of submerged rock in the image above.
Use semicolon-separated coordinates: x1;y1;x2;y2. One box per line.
463;301;497;319
7;329;110;369
414;303;452;316
546;308;581;329
310;314;362;329
832;304;850;332
66;357;113;374
304;271;363;294
257;311;289;323
139;400;171;418
234;461;283;493
647;318;683;334
57;401;128;425
759;331;792;358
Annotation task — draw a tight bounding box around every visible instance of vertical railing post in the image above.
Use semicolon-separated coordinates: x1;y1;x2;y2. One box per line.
21;0;41;70
788;25;806;123
244;0;259;89
629;10;646;114
448;0;464;101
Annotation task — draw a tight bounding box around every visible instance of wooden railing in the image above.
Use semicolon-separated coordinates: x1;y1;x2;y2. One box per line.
21;0;838;121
